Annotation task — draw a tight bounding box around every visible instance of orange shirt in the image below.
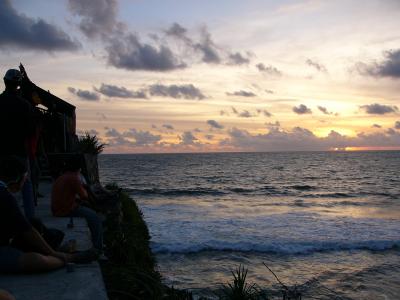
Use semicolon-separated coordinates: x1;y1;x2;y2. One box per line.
51;171;88;217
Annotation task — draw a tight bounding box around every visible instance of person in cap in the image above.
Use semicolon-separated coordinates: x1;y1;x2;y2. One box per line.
0;69;36;220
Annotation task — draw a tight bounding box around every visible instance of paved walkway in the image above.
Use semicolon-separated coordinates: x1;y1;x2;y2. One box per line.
0;181;108;300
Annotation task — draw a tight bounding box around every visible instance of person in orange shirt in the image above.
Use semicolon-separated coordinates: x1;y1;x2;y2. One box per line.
51;156;103;251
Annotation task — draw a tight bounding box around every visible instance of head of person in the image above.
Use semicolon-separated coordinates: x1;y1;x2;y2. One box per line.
0;156;28;193
63;155;82;173
3;69;22;92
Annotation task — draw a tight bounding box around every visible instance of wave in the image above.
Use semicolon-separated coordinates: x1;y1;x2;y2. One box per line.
152;240;400;255
127;188;227;196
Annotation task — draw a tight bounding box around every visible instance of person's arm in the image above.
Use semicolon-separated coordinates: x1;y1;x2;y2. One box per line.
20;227;56;256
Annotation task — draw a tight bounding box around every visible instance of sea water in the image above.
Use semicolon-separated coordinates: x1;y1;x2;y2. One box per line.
99;151;400;299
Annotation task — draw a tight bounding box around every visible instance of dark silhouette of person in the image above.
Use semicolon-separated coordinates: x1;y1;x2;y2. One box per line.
0;69;36;219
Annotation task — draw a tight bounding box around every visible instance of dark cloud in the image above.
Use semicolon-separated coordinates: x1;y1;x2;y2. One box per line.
227;90;257;97
165;22;250;66
193;128;202;133
360;103;398;115
194;27;221;64
372;124;382;129
180;131;198;145
0;0;79;51
317;106;333;115
151;124;157;129
68;0;119;39
205;134;214;140
257;109;272;117
106;33;186;71
162;124;174;130
306;59;328;73
293;104;312;115
238;110;253;118
395;121;400;130
148;83;206;100
68;87;100;101
207;120;224;129
256;63;282;76
228;52;250;65
265;89;274;94
356;49;400;78
231;107;239;114
95;83;147;99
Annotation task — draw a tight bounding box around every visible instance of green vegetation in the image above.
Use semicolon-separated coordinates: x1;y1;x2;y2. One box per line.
101;184;192;299
77;132;106;154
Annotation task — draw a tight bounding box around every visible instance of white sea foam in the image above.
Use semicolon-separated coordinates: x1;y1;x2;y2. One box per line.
140;207;400;255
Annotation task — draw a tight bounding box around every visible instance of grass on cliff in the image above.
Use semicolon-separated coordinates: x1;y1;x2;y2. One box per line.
100;184;192;300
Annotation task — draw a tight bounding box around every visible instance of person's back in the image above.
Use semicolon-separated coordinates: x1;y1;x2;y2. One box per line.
51;171;87;217
0;70;35;157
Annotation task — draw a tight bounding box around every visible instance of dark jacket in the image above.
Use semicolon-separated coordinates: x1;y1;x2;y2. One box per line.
0;89;35;156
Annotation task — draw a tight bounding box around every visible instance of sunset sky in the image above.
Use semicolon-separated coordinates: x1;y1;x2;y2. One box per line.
1;0;399;153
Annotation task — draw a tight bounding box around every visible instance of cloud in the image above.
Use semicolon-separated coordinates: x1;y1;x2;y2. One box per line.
148;83;206;100
68;0;120;39
68;87;100;101
95;83;147;99
395;121;400;130
317;106;333;115
293;104;312;115
180;131;198;145
238;110;253;118
165;22;250;66
265;89;274;94
227;90;257;97
96;112;107;120
356;49;400;79
105;127;161;146
228;52;250;65
104;127;121;137
360;103;398;115
231;107;239;114
221;125;400;151
77;129;99;136
106;33;186;71
306;59;327;73
205;134;214;140
256;63;282;76
122;128;161;146
257;109;273;117
372;124;382;128
207;120;224;129
162;124;174;130
68;1;185;71
0;0;79;51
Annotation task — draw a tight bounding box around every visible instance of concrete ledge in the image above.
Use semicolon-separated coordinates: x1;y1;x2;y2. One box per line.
0;181;108;300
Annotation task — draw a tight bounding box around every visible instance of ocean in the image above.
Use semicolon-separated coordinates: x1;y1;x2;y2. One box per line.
99;151;400;299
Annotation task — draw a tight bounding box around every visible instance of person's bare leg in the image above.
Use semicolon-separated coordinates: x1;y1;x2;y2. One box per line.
18;252;64;273
0;289;16;300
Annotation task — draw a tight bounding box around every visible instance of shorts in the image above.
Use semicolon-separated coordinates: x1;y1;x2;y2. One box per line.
0;246;23;273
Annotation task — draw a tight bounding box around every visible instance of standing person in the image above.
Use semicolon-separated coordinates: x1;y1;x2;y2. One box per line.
51;156;104;252
0;69;36;220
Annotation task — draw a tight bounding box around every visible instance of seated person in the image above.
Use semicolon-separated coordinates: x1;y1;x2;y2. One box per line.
0;156;89;274
51;156;103;252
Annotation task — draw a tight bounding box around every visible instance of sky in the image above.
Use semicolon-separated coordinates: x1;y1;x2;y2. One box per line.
1;0;400;153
